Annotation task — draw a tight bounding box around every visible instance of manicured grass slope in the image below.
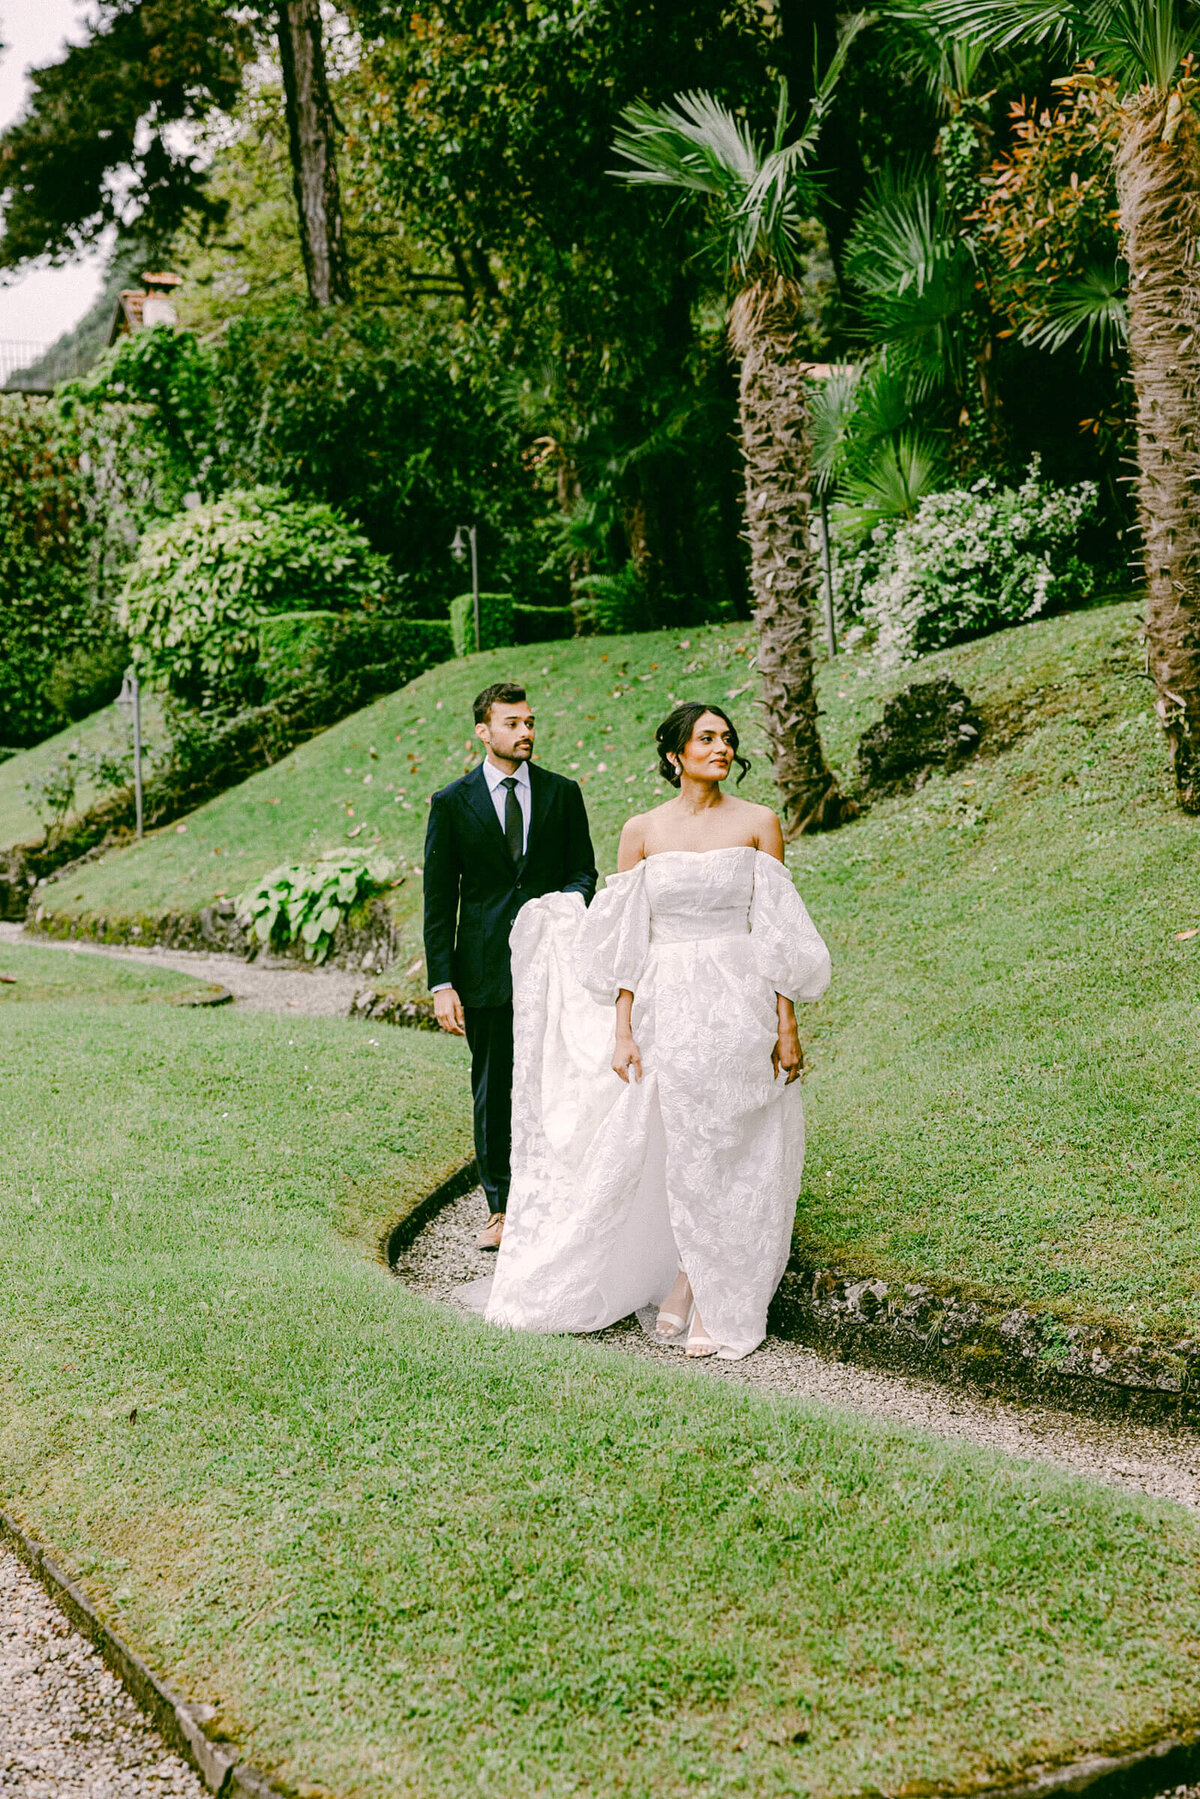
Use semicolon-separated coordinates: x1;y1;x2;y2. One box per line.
4;994;1200;1798
44;603;1200;1337
0;696;165;850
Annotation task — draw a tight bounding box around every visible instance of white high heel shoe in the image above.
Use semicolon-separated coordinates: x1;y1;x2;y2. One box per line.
656;1271;693;1339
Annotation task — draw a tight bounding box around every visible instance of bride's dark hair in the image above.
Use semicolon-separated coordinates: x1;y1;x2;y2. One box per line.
655;702;750;787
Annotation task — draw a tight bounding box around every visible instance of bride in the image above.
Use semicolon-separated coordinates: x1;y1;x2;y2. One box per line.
478;701;831;1361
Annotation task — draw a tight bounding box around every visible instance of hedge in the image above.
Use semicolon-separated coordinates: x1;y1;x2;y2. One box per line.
450;591;514;657
258;612;453;701
450;594;575;656
514;603;574;645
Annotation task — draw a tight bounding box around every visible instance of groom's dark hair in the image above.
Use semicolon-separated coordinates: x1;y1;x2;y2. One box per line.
473;681;527;725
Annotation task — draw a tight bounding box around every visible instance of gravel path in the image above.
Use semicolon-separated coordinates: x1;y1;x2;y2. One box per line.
0;1548;207;1798
397;1186;1200;1515
0;922;360;1017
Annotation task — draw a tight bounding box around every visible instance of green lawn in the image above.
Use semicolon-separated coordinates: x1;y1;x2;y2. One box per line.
0;695;166;851
0;939;203;1005
36;602;1200;1341
5;984;1200;1797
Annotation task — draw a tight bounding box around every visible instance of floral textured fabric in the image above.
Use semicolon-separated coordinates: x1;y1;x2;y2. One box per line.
483;847;831;1359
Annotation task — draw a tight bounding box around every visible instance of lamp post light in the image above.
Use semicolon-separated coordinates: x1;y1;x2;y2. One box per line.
116;669;144;839
450;523;480;653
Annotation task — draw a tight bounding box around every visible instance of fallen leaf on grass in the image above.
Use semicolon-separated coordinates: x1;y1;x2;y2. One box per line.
1175;929;1198;941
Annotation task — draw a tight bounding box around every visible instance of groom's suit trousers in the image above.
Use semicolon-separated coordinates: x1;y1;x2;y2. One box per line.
463;1003;514;1215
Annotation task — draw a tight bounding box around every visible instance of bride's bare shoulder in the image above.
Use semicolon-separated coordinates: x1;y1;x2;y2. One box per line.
722;795;784;854
617;809;653;871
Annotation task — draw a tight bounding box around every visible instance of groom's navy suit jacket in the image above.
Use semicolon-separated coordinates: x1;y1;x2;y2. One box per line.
423;760;598;1008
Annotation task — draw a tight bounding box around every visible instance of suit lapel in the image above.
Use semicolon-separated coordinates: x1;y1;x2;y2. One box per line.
526;763;553;863
462;763;511;865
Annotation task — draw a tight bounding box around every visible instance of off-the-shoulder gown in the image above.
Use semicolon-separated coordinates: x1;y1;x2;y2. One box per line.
480;846;831;1359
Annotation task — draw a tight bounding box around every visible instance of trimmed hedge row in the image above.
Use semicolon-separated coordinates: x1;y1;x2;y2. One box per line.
449;592;574;656
258;613;453;701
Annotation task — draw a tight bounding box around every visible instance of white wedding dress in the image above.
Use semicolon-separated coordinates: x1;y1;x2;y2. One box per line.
478;847;831;1359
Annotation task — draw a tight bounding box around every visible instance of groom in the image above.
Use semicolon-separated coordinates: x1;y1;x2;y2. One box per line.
423;682;598;1248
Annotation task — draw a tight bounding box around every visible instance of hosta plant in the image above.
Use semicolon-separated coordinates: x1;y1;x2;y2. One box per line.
236;849;395;965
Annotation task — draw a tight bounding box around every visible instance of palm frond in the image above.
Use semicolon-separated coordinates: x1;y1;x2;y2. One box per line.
833;429;949;539
885;3;991;109
892;0;1200;90
808;364;864;491
891;0;1084;51
1025;259;1129;359
612;13;870;283
1097;0;1200;91
844;163;977;395
611;91;760;208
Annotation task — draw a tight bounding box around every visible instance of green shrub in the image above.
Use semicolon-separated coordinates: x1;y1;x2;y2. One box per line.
236;849;395;964
257;611;342;699
572;565;652;635
0;398;105;750
44;637;128;724
513;603;574;645
835;460;1103;664
119;486;392;707
257;612;453;702
450;591;515;656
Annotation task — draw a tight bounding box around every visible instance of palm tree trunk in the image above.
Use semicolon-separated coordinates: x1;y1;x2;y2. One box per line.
730;279;847;833
1116;98;1200;812
276;0;351;307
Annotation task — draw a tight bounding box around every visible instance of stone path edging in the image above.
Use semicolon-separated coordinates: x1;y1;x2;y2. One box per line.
0;1508;289;1799
770;1267;1200;1428
382;1159;481;1266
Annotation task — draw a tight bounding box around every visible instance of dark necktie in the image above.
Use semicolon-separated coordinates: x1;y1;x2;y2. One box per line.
501;775;523;861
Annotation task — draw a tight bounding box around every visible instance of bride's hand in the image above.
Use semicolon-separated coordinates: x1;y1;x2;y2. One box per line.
613;1032;643;1084
772;1022;805;1085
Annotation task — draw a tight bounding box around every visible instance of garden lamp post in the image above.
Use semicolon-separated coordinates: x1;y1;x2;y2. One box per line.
451;524;480;654
817;490;837;661
116;669;144;839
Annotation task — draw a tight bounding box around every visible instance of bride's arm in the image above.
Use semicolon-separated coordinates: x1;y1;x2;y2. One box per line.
613;988;642;1083
755;809;804;1080
612;818;646;1080
772;994;804;1084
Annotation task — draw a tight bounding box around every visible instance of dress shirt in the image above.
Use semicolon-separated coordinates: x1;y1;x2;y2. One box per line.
430;759;532;994
482;756;532;854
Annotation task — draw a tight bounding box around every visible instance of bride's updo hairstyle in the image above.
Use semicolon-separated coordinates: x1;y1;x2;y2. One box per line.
655;702;751;787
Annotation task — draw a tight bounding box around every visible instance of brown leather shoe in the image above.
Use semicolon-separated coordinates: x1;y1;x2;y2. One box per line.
475;1213;505;1251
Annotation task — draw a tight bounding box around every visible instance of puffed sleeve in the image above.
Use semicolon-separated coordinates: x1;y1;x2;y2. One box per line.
750;851;831;1003
573;862;651;1003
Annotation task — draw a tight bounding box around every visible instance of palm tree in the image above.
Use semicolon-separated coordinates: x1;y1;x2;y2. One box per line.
611;23;868;834
905;0;1200;812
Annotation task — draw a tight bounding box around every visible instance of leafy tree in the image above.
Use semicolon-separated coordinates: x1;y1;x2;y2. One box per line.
0;2;251;265
975;83;1127;360
911;0;1200;812
0;401;111;749
353;0;786;620
119;486;391;706
275;0;351;304
612;28;869;835
0;1;346;310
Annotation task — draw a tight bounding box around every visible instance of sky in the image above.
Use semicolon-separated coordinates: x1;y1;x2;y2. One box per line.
0;0;107;349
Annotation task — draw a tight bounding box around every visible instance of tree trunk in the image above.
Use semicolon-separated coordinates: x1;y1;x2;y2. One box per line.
1116;97;1200;811
275;0;350;307
730;278;847;834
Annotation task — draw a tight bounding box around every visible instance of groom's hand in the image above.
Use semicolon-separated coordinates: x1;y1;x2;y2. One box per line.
434;988;466;1036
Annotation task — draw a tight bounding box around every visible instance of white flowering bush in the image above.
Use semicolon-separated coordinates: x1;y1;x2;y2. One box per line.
834;460;1102;665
